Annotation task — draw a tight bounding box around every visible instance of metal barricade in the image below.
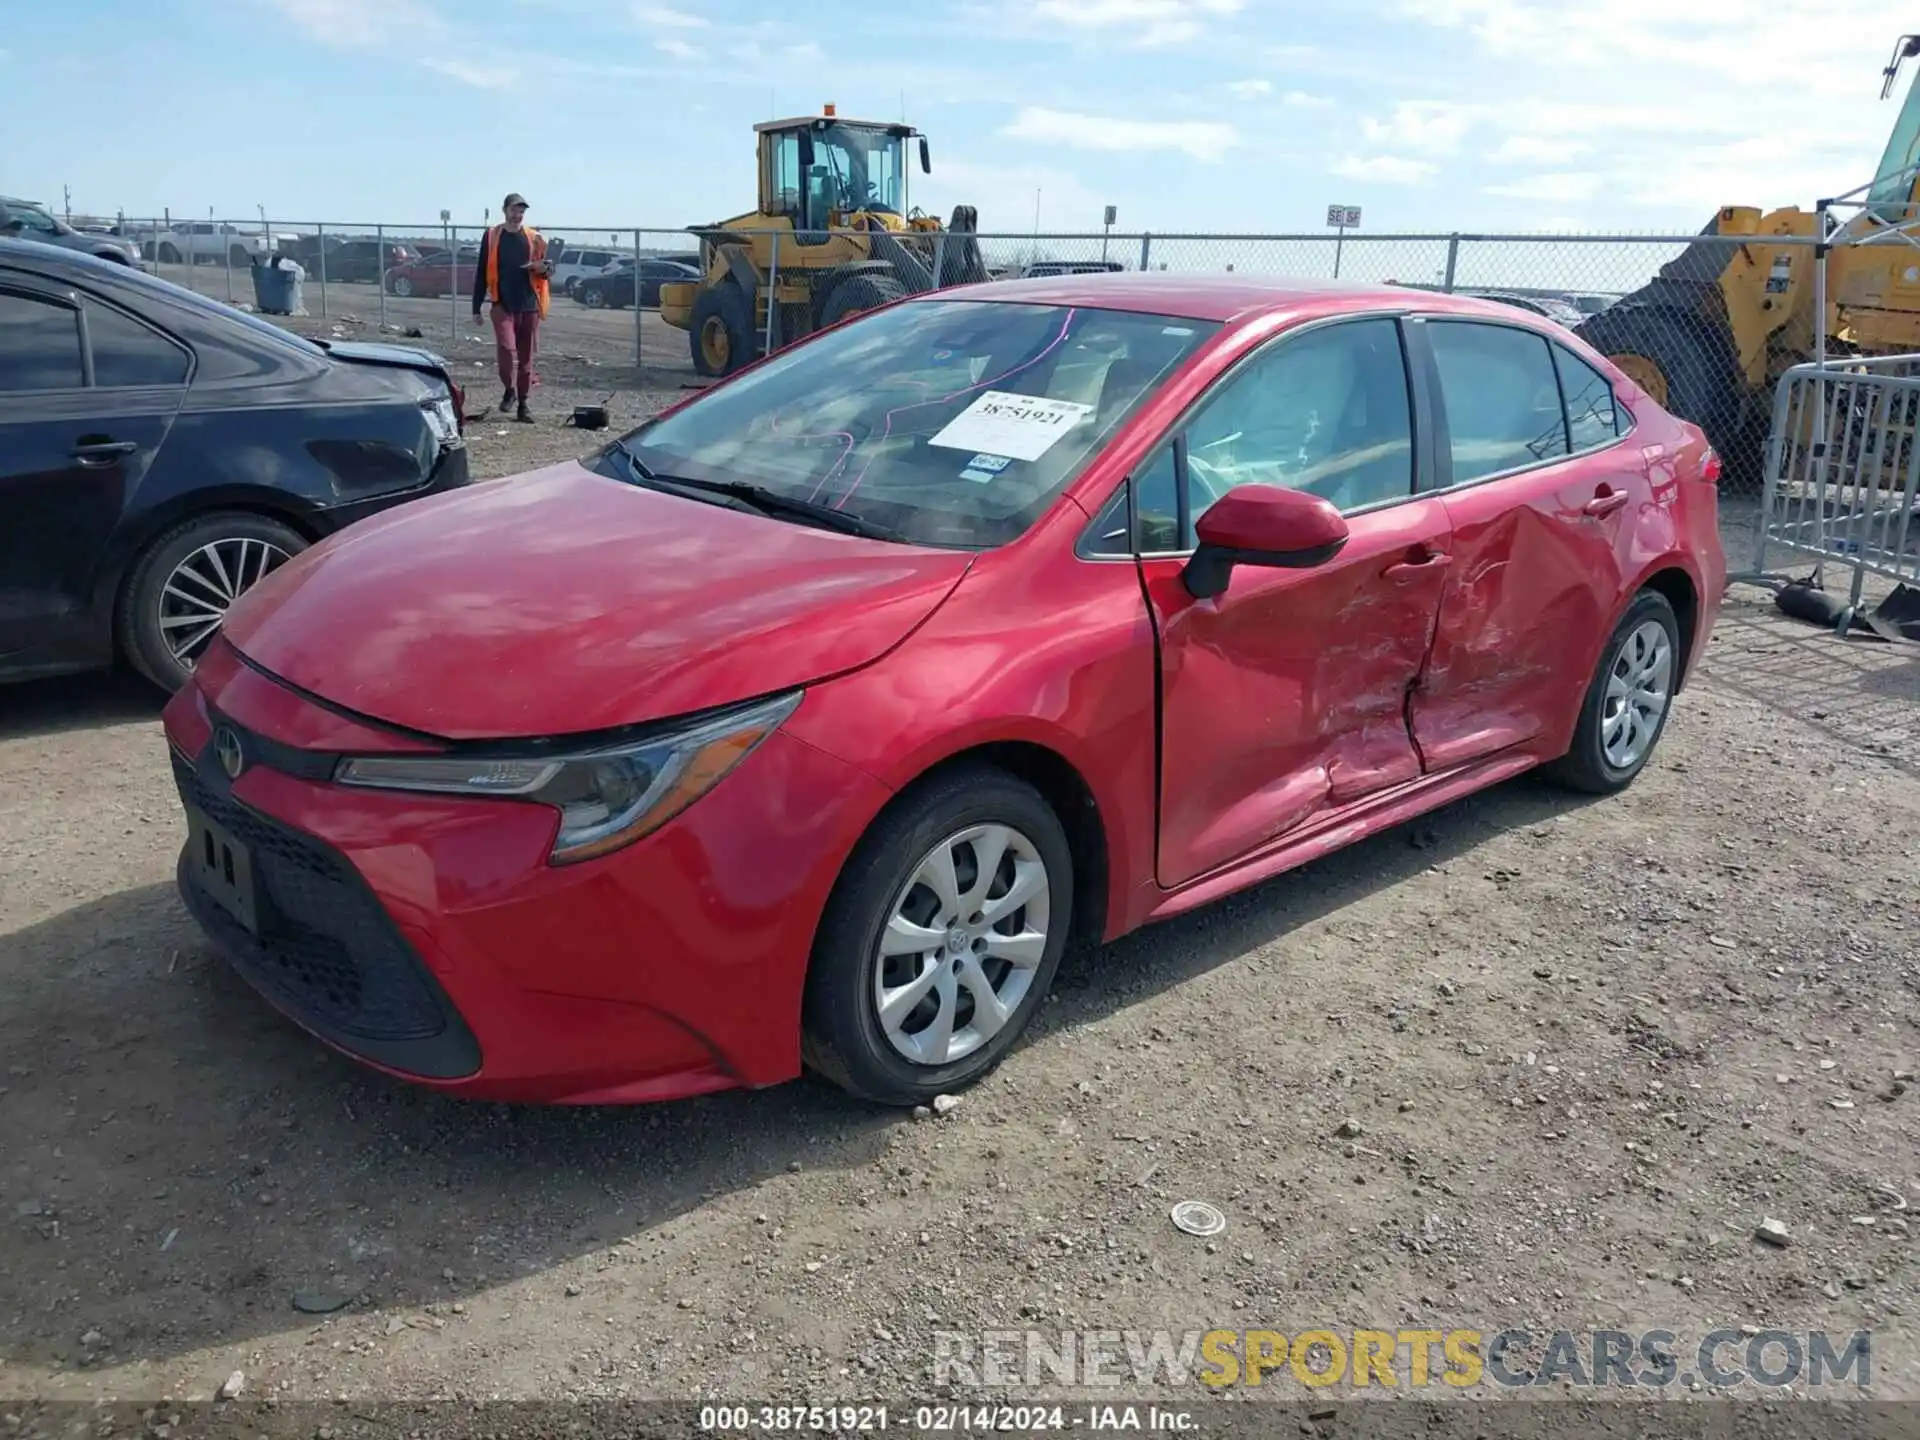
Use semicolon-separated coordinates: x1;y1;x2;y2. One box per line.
1737;354;1920;634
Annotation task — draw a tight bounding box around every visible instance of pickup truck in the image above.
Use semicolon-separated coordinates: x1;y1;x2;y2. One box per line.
133;222;302;267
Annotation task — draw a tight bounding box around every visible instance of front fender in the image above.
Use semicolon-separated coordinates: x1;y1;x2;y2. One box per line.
782;543;1160;943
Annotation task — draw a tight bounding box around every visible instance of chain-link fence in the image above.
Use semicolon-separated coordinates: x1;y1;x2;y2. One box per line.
113;215;1847;494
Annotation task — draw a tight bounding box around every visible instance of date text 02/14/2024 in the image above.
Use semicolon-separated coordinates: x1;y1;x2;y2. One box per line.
696;1404;1201;1432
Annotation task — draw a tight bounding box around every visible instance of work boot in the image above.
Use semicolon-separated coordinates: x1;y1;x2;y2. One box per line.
500;385;515;412
515;401;534;424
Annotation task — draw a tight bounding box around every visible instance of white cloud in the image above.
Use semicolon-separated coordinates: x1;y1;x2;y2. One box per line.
1025;0;1244;48
1282;91;1332;108
1003;106;1239;162
654;35;702;60
1331;156;1438;186
422;57;516;88
1482;172;1604;204
1225;79;1271;98
632;2;705;26
918;157;1111;236
1488;134;1580;165
261;0;443;46
1359;101;1485;158
1392;0;1909;220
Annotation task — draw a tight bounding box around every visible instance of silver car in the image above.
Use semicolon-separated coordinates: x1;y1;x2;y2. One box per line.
0;197;147;270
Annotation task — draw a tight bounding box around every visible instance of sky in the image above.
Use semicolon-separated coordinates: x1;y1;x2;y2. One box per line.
1;0;1913;252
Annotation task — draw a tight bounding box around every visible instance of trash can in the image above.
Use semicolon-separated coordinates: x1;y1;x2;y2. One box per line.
250;255;305;315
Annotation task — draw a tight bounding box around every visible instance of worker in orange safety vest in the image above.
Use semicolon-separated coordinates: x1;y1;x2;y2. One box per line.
470;191;552;422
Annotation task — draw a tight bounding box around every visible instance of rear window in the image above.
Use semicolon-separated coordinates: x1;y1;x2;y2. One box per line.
617;298;1219;548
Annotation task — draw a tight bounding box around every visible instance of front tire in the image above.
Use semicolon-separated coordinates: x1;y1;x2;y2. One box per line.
801;766;1074;1106
118;512;307;693
389;275;414;297
689;281;758;377
1542;589;1680;795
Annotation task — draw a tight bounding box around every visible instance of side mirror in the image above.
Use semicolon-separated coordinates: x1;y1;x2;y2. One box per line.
919;137;932;173
797;131;816;169
1182;486;1349;600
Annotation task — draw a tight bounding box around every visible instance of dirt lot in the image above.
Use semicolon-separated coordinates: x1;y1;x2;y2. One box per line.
1;312;1917;1424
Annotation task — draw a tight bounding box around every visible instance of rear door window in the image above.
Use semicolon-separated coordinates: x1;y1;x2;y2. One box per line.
0;291;85;392
86;301;190;388
1552;343;1622;448
1426;320;1569;484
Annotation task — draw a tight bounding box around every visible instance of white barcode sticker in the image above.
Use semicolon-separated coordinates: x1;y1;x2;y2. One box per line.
927;391;1095;463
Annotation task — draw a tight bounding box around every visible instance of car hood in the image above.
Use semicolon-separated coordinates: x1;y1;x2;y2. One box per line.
218;460;974;741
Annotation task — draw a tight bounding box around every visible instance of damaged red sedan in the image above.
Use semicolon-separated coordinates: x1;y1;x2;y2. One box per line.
162;275;1726;1108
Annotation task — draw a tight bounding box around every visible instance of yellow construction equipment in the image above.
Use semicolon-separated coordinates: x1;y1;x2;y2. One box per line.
657;105;988;377
1576;34;1920;485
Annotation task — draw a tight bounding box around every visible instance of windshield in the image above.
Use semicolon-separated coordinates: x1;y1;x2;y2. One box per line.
615;299;1218;548
814;124;905;214
1870;67;1920;218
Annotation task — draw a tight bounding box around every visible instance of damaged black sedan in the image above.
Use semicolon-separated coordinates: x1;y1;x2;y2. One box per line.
0;239;470;692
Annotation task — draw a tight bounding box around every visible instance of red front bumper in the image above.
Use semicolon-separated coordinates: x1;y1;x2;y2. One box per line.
161;646;891;1104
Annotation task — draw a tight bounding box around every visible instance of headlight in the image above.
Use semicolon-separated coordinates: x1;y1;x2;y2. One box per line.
421;392;462;448
334;690;802;865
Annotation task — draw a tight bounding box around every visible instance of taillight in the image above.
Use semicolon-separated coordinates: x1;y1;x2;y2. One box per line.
1701;446;1723;484
448;379;466;433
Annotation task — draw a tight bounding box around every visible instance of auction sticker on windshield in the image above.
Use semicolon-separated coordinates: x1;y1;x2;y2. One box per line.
927;391;1095;464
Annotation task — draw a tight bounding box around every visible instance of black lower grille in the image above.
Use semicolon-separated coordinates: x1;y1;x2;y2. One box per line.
172;747;481;1080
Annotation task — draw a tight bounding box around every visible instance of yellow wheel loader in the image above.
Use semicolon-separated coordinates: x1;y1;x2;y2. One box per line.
657;107;990;378
1575;34;1920;488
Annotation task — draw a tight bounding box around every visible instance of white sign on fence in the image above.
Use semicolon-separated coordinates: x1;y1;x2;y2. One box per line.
1326;205;1362;229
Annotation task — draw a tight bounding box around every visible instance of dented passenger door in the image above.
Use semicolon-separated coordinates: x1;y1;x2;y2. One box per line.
1136;315;1454;890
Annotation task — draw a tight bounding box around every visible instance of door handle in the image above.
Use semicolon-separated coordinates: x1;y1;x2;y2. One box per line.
72;439;139;466
1383;551;1451;580
1584;488;1630;517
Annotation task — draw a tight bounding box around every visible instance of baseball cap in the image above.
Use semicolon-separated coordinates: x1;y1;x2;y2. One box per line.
503;192;529;209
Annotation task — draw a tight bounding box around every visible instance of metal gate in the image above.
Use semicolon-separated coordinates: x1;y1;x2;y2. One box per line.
1734;353;1920;634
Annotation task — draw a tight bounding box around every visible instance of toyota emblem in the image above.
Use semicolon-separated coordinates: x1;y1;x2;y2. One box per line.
213;726;245;780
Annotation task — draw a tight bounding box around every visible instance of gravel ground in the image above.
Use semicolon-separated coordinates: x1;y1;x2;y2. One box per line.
0;302;1917;1425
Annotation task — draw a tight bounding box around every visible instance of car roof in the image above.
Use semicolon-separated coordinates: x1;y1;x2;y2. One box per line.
921;272;1556;327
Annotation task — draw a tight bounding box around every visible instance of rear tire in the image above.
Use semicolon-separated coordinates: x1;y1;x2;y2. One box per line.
817;272;908;329
118;512;308;694
389;275;414;298
580;284;606;309
1541;589;1681;796
801;765;1074;1107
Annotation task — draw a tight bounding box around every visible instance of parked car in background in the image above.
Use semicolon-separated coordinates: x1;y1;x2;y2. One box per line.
284;237;418;285
135;222;290;268
573;258;700;309
412;245;480;269
159;274;1725;1109
2;196;146;268
0;243;470;693
1017;259;1126;279
550;246;626;296
384;252;478;298
1467;290;1588;328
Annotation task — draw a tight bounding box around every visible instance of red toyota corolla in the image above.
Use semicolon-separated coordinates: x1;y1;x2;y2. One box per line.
162;275;1726;1108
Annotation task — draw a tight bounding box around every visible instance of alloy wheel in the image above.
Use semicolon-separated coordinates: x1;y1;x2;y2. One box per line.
872;823;1052;1068
1601;617;1673;771
158;537;291;670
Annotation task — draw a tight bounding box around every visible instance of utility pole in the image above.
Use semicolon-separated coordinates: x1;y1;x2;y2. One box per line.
63;185;72;222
